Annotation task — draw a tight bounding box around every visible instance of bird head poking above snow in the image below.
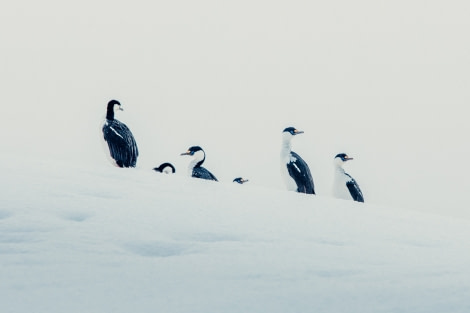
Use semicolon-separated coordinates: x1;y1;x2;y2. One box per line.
334;153;354;167
233;177;249;184
153;162;176;174
283;127;304;136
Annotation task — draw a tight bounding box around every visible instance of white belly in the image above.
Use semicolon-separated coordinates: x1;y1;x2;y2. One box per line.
332;172;352;200
280;161;297;191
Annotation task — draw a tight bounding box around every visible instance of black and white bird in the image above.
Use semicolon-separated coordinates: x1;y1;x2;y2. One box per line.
102;100;139;168
180;146;218;181
280;127;315;194
153;163;176;174
332;153;364;202
233;177;249;184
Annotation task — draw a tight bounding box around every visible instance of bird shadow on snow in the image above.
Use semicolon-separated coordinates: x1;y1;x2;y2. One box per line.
173;232;244;243
58;211;94;222
122;241;195;258
0;210;12;220
121;233;245;258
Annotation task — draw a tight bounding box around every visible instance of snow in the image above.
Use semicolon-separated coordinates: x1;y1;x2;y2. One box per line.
2;155;470;313
2;0;470;311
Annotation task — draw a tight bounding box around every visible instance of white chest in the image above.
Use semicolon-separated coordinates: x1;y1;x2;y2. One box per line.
280;152;298;191
332;169;353;200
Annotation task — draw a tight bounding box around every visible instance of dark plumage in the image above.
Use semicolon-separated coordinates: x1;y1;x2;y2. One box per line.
333;153;364;202
181;146;218;181
280;127;315;194
153;163;176;174
233;177;249;184
102;100;139;168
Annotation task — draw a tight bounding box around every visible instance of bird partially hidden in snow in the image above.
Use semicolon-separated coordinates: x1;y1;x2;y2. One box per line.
332;153;364;202
233;177;249;184
280;127;315;194
153;163;176;174
102;100;139;168
180;146;218;181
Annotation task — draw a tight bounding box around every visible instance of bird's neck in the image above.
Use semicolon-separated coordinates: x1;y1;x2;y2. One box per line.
106;107;115;120
280;138;292;158
189;159;204;168
335;165;346;175
188;159;201;175
188;152;205;175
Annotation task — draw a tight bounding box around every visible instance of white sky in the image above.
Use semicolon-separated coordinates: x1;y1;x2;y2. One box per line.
1;0;469;216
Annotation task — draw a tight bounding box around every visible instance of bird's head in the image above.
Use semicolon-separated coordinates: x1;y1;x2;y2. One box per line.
283;127;304;136
334;153;354;166
181;146;206;166
107;99;123;111
180;146;204;156
153;163;176;174
233;177;249;184
282;127;304;142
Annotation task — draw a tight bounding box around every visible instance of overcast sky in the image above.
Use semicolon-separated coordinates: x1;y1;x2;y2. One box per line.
1;0;469;217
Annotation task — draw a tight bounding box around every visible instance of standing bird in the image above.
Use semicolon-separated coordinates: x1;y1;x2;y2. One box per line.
180;146;218;181
102;100;139;168
332;153;364;202
153;162;176;174
233;177;249;184
280;127;315;194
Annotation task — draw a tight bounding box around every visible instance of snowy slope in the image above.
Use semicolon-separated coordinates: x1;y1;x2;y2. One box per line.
2;156;470;313
1;1;470;311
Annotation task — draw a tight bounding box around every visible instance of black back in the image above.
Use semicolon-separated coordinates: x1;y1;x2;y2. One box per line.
153;163;176;173
103;119;139;168
193;167;218;181
286;151;315;194
345;173;364;202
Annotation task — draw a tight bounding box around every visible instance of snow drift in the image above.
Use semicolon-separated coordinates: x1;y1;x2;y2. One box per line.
1;156;470;313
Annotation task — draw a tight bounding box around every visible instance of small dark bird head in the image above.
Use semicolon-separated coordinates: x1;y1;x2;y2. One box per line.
334;153;354;165
180;146;204;156
153;162;176;174
282;127;304;136
233;177;249;184
107;99;123;110
106;100;123;120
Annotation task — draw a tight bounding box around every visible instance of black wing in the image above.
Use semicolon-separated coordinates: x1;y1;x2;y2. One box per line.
287;151;315;194
345;174;364;202
103;120;139;168
193;167;218;181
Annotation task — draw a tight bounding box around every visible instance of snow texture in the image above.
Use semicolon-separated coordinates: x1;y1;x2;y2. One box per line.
1;156;470;313
1;0;470;312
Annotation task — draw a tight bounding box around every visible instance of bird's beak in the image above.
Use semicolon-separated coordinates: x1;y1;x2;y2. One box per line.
242;179;249;183
118;106;124;111
294;129;304;135
180;151;190;156
345;157;354;161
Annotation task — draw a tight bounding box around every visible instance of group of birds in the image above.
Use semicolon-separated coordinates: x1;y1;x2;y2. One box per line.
102;100;364;202
280;127;364;202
